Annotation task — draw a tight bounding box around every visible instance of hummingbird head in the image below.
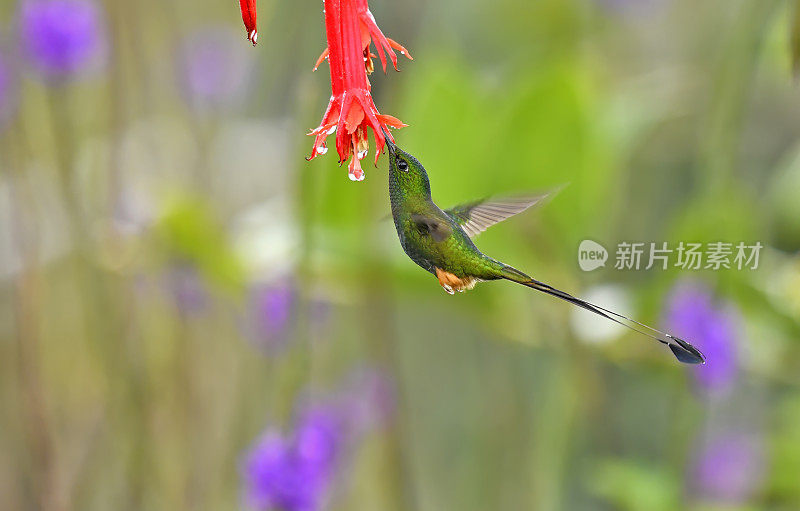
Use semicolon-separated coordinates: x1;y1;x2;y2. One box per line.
385;136;431;198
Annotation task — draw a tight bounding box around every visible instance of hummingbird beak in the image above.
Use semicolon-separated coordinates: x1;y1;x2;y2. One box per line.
382;128;396;157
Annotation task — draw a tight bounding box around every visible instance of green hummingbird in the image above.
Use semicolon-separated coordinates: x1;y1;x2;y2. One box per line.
385;136;705;365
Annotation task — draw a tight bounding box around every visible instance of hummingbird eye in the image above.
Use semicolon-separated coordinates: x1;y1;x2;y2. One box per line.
397;159;409;172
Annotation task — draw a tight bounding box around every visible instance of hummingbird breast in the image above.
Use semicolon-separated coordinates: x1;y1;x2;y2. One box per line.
394;215;437;274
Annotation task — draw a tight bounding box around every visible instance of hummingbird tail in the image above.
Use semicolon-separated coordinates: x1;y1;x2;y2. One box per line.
498;266;705;365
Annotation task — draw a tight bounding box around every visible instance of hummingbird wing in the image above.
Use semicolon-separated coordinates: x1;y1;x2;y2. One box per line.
410;213;453;243
444;192;552;238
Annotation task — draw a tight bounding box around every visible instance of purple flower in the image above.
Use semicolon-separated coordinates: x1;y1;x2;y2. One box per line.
691;433;765;503
165;264;208;316
243;406;343;511
177;27;254;111
664;280;739;394
245;279;295;354
244;433;310;511
20;0;106;80
0;49;15;129
242;370;393;511
294;406;343;477
0;54;6;97
341;366;396;432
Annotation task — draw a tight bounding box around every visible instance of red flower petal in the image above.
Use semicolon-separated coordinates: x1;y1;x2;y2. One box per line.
344;102;365;133
239;0;258;45
387;38;413;60
313;48;330;72
376;114;407;129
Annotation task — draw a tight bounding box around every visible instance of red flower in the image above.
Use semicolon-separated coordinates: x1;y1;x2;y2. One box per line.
307;0;412;181
239;0;257;45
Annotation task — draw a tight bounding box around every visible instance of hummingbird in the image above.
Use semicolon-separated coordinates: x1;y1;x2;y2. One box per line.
385;136;705;365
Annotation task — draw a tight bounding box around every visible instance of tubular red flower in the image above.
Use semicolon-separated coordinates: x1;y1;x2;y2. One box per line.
239;0;257;45
307;0;411;181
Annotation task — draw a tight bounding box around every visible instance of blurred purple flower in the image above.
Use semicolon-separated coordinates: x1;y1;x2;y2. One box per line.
0;49;16;129
20;0;106;80
243;433;309;511
692;433;765;503
166;264;208;316
178;28;254;111
245;279;296;354
0;54;6;98
664;280;739;394
243;406;343;511
342;366;396;432
294;406;343;477
242;369;394;510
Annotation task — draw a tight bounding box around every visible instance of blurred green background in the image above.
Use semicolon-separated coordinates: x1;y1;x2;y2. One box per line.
2;0;800;510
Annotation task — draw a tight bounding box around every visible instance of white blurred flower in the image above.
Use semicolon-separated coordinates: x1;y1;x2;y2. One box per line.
570;283;631;344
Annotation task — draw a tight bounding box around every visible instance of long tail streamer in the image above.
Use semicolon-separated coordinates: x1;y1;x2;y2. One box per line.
502;267;705;364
